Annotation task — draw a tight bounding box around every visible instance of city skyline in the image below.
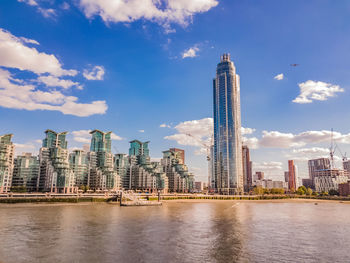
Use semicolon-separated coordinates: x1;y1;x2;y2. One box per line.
1;1;350;183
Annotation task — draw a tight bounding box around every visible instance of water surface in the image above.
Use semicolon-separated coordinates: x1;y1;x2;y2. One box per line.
0;200;349;263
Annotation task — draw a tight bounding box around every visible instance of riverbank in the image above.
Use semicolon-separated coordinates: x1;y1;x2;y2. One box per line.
0;194;349;204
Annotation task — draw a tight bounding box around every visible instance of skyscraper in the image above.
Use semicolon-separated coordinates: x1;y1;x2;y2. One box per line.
288;160;297;191
242;145;252;192
213;54;243;194
308;158;330;189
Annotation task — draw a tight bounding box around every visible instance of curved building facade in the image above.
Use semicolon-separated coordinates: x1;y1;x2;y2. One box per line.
213;54;243;194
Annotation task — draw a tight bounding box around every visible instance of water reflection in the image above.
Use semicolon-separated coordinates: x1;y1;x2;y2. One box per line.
0;201;349;263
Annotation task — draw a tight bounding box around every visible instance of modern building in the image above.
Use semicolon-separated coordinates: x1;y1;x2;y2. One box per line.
343;160;350;174
213;53;243;194
38;130;76;193
253;171;264;182
88;130;120;191
69;150;89;188
284;171;289;183
302;178;313;189
242;145;252;192
12;153;39;192
255;179;288;190
169;148;185;164
0;134;15;193
161;149;194;193
339;181;350;196
314;169;349;193
114;153;129;189
288;160;297;191
308;158;331;189
195;181;204;192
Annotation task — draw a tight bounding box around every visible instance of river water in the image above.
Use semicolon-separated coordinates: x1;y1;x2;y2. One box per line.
0;200;349;263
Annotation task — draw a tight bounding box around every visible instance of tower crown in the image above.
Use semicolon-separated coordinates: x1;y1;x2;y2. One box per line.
220;53;231;62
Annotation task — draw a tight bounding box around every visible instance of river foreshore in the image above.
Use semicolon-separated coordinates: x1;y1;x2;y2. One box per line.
0;194;349;204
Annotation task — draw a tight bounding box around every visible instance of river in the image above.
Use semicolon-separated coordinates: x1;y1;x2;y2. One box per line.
0;200;349;263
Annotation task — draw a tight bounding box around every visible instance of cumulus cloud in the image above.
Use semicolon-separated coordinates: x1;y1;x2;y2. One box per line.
0;28;108;117
253;161;283;172
259;130;350;149
274;73;284;80
78;0;218;31
242;137;259;149
38;75;81;89
18;0;57;18
164;117;256;154
18;0;38;6
72;129;123;143
138;130;145;133
182;46;199;58
293;80;344;104
83;65;105;80
0;28;76;76
241;127;255;135
160;123;171;128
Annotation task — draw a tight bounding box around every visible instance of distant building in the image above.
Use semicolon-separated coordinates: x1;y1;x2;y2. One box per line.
255;179;288;190
169;148;185;165
288;160;297;191
69;150;88;188
242;145;252;192
339;181;350;196
284;171;289;183
161;149;194;193
195;181;204;192
308;158;330;189
88;130;120;191
343;160;350;174
302;178;313;189
314;169;349;193
38;130;76;193
0;134;15;193
213;54;243;194
12;153;39;192
114;153;129;189
253;171;264;182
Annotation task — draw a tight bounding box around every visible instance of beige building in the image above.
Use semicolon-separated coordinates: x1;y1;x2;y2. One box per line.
0;134;15;193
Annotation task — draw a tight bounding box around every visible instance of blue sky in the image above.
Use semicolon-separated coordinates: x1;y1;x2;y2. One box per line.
1;0;350;182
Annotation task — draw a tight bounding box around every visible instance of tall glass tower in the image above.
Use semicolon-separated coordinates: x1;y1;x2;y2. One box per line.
213;54;243;194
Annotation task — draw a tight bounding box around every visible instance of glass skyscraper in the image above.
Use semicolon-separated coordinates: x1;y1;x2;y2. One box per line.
213;54;243;194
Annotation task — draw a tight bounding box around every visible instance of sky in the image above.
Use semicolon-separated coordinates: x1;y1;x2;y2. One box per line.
1;0;350;182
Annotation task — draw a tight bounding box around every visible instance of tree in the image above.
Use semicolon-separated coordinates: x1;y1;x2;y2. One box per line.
297;186;306;195
253;186;264;195
328;189;339;196
306;188;313;196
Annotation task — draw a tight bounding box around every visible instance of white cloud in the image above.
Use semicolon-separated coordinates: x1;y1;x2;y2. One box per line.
18;0;38;6
253;161;283;172
20;37;39;45
0;28;77;76
138;130;145;133
293;80;344;104
242;137;259;149
38;8;56;18
83;65;105;80
165;117;256;154
61;2;70;10
79;0;218;30
0;28;107;117
38;75;81;89
182;46;199;58
160;123;171;128
241;127;255;135
72;129;123;144
259;130;350;149
274;73;284;80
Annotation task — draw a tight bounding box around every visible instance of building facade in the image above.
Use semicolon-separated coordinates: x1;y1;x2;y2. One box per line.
242;145;252;192
69;150;89;188
288;160;297;191
308;158;331;189
0;134;15;193
12;153;39;192
213;54;243;194
314;169;349;193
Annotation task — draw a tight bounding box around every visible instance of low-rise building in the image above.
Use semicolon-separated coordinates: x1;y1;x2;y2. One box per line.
255;179;288;190
339;181;350;196
314;169;349;193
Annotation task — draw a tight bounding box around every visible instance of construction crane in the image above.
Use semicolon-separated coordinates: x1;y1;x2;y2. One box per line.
185;133;213;161
329;128;348;169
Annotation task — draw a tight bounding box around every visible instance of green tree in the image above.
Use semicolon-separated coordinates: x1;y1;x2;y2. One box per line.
328;189;339;196
306;188;313;196
253;186;264;195
297;186;306;195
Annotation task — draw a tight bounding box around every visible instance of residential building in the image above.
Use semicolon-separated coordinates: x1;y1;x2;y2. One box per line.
38;130;76;193
69;150;88;188
0;134;15;193
242;145;252;192
308;158;331;189
213;54;243;194
343;160;350;174
255;179;288;190
339;181;350;196
314;169;349;193
195;181;204;192
169;148;185;164
12;153;39;192
161;149;194;193
253;171;264;183
284;171;289;183
302;178;313;189
114;153;129;189
88;130;120;191
288;160;297;191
